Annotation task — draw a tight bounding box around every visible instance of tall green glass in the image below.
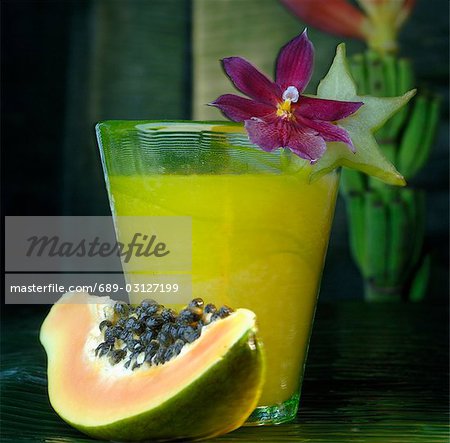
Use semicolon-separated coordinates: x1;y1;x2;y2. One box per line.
97;120;339;424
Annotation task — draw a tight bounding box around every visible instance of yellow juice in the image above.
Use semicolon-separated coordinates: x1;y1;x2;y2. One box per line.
109;168;338;407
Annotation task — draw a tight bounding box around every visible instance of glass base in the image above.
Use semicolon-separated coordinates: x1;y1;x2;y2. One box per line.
244;392;300;426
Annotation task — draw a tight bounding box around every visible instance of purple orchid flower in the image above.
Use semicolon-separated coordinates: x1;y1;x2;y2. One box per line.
210;30;364;162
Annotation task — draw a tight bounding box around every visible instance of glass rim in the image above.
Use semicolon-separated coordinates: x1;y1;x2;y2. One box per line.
95;119;341;180
95;119;245;132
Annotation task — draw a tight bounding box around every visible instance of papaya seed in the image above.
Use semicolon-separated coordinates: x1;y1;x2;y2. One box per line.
99;320;112;332
95;298;237;371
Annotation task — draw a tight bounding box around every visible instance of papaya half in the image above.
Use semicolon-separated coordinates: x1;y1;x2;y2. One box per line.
40;292;264;441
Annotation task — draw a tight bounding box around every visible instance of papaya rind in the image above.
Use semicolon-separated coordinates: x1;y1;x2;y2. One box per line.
56;328;264;442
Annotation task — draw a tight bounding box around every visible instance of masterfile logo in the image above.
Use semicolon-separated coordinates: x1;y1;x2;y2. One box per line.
5;216;191;272
26;233;170;263
4;216;193;305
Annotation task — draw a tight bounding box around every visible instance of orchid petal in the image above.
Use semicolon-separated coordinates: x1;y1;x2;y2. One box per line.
245;117;327;162
298;117;355;152
275;30;314;93
222;57;280;106
280;0;368;40
210;94;274;122
244;118;283;152
296;96;363;121
285;124;328;162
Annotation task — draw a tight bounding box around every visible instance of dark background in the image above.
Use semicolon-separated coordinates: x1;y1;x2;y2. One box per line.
2;0;449;301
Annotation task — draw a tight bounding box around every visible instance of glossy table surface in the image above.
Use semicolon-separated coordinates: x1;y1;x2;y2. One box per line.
1;301;448;442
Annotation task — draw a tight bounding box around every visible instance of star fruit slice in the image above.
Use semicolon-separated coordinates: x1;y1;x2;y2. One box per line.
310;43;416;186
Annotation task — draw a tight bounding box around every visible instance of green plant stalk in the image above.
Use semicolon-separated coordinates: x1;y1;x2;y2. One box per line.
409;254;431;302
400;95;441;178
349;54;368;95
407;190;426;275
365;191;388;286
383;54;397;97
344;187;428;301
378;54;397;140
386;192;408;287
341;168;365;197
386;58;414;138
397;96;428;177
345;193;367;276
413;95;441;174
344;50;438;301
366;51;388;141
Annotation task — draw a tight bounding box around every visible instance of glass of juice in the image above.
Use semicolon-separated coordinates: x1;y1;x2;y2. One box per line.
96;120;339;425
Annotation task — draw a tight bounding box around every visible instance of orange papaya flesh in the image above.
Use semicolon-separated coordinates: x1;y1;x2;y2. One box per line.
40;292;264;441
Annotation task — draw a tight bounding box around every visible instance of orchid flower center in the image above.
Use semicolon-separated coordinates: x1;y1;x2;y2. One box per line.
276;86;299;119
